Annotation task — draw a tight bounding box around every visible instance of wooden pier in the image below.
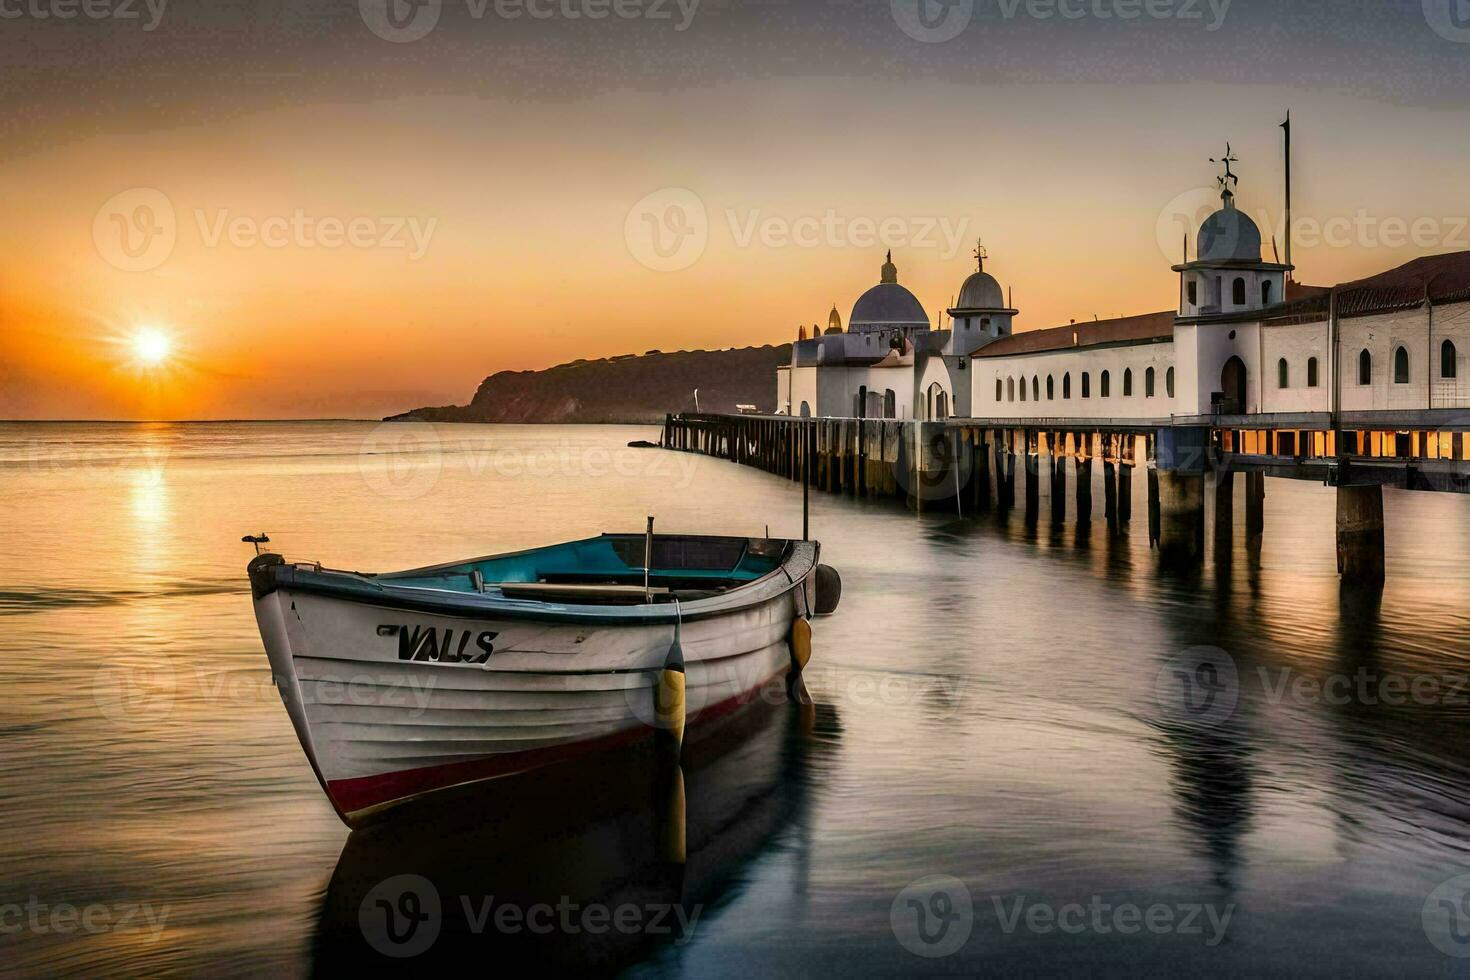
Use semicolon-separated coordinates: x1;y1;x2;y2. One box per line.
660;411;1470;585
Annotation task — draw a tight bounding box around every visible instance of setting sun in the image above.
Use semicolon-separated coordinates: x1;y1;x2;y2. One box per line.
132;328;172;367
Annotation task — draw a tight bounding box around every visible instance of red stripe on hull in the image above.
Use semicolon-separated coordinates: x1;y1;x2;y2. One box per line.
326;666;788;819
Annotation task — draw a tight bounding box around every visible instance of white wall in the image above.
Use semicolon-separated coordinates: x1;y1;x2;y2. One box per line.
1339;304;1470;412
970;341;1176;420
1260;321;1331;414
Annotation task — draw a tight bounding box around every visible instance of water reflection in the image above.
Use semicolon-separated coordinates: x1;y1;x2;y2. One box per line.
313;698;839;973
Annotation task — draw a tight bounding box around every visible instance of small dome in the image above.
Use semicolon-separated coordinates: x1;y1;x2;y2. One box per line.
1197;204;1262;262
956;270;1004;310
825;304;843;334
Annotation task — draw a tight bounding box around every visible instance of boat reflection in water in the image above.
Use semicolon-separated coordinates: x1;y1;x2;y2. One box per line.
313;687;839;973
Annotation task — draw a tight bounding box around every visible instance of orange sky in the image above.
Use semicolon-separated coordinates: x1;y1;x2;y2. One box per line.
4;4;1470;419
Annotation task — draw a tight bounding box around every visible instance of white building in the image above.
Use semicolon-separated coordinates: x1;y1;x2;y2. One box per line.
777;167;1470;425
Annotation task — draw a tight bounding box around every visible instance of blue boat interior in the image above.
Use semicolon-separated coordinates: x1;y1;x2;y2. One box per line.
378;534;787;603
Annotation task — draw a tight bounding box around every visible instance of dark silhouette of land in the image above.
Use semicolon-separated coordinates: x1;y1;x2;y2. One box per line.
386;345;791;424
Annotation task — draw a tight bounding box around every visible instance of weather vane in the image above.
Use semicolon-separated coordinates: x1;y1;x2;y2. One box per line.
1210;143;1240;195
973;238;987;270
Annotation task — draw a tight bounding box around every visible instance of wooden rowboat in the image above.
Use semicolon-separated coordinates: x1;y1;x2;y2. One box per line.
247;533;839;826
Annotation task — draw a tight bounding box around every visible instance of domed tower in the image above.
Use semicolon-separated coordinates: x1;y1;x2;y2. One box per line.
1173;145;1292;319
947;240;1017;356
1171;144;1294;416
824;304;843;335
848;251;930;342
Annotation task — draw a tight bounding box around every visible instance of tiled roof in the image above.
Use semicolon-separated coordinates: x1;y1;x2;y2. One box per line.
972;310;1175;358
1266;251;1470;322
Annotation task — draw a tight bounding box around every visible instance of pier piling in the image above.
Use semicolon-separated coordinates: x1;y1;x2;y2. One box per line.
1336;484;1385;586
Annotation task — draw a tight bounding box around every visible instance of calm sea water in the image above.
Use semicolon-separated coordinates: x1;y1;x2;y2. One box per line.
5;420;1470;977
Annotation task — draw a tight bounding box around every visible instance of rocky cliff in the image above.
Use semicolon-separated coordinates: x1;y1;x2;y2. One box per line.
386;344;791;424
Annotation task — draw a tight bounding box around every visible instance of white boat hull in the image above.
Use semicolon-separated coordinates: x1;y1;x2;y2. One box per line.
254;585;799;824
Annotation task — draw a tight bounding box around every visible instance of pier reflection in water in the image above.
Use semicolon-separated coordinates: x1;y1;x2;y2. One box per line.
6;422;1470;975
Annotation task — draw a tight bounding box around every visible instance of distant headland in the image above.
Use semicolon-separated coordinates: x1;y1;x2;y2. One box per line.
384;344;791;424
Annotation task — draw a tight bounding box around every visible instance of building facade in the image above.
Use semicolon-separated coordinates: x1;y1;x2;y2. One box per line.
776;166;1470;424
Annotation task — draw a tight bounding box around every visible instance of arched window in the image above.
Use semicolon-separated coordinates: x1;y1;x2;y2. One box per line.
799;402;811;417
1307;357;1319;387
1262;280;1273;306
936;391;949;419
1081;372;1090;398
1047;375;1055;400
1278;358;1289;389
1123;368;1133;397
1443;339;1458;379
1187;279;1197;306
1063;373;1072;399
1032;376;1039;402
1101;370;1111;398
1145;366;1156;397
1007;377;1015;402
996;378;1003;401
1394;346;1410;384
1019;376;1027;401
1358;349;1372;385
1232;277;1246;305
1166;367;1175;398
